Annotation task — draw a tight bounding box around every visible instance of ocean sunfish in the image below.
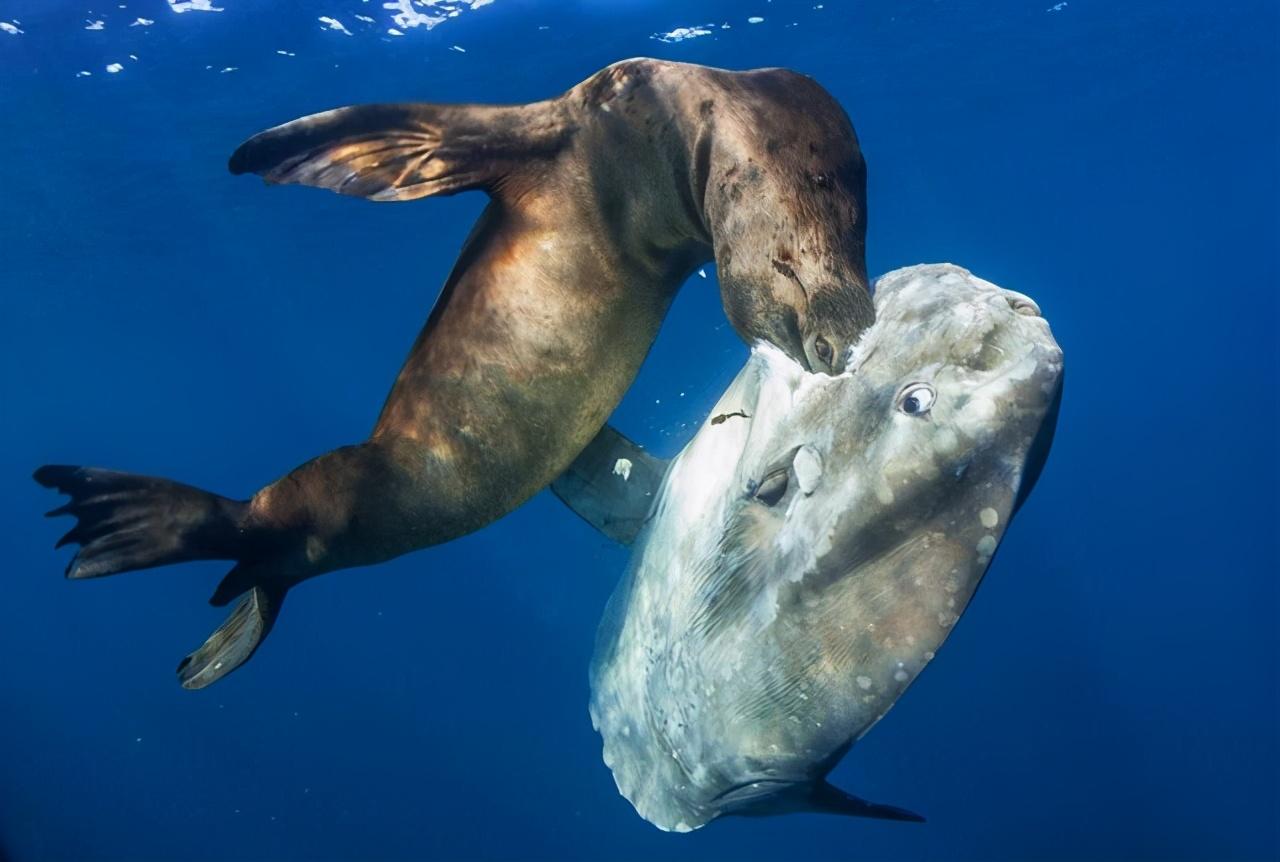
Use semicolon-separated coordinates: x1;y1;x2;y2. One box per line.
553;263;1064;830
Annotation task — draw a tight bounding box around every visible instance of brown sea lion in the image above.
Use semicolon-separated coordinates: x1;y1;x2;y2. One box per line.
34;58;874;689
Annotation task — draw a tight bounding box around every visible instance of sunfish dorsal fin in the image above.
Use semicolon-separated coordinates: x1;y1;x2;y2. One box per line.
229;101;571;202
552;425;668;546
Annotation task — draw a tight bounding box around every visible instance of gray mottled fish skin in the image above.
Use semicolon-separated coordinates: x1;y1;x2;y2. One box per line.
587;263;1064;831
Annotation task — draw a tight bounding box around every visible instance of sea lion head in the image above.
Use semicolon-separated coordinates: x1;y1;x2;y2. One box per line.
589;263;1064;831
701;67;875;375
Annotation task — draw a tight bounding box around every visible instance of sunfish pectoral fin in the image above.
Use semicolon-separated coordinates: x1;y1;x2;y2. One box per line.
551;425;669;546
177;584;285;690
228;101;571;202
808;780;926;823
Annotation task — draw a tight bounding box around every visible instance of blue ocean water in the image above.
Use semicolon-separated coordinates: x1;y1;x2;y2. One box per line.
1;1;1276;859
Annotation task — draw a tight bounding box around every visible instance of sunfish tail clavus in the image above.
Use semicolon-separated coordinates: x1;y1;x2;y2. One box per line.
34;59;875;689
553;263;1065;831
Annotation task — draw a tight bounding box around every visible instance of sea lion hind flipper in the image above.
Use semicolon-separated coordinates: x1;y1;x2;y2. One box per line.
177;584;285;690
33;465;246;579
806;780;925;823
228;102;570;201
551;425;668;546
208;560;261;607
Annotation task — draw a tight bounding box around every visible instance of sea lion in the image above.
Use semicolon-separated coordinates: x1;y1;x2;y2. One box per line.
553;264;1064;830
35;59;874;689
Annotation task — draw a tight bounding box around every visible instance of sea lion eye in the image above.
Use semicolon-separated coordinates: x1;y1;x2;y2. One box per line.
814;336;834;367
899;384;936;416
753;468;790;506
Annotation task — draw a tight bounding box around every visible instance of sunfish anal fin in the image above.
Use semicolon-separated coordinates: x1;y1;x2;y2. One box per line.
808;780;926;823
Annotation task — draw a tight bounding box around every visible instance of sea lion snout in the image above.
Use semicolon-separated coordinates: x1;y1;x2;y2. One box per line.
720;251;869;372
801;282;876;374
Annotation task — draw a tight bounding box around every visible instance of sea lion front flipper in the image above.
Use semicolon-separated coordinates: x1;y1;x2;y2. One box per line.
228;101;570;201
551;425;668;546
176;584;285;690
806;781;926;823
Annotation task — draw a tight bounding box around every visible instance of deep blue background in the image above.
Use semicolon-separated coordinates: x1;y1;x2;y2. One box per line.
1;1;1276;860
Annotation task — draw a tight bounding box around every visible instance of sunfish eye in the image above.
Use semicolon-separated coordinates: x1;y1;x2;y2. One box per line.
899;383;936;416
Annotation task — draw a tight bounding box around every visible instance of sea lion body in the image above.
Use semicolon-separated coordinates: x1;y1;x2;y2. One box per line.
37;59;874;688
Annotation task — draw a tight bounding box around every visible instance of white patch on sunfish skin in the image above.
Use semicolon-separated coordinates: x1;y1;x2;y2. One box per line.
856;675;873;690
613;458;633;481
976;534;997;561
969;397;997;421
980;508;999;528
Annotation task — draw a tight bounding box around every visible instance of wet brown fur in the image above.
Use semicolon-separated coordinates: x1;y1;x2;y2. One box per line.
39;59;875;631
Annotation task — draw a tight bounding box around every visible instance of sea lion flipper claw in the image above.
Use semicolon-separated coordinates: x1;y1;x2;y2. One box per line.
177;585;285;690
228;102;570;202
